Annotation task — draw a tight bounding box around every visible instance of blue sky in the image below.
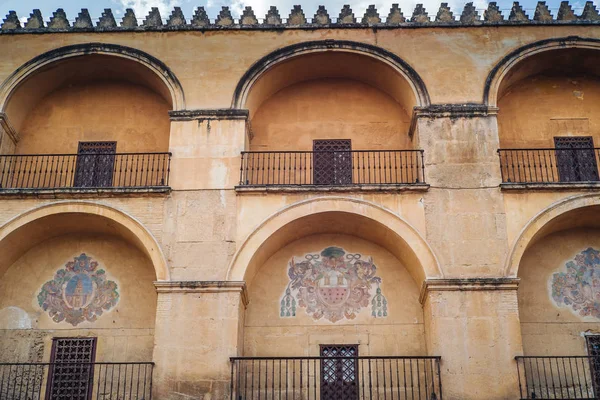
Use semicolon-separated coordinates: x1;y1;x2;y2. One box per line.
0;0;591;23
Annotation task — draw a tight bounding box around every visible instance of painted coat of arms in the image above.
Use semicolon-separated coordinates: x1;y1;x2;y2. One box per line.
551;247;600;319
280;246;387;323
38;254;119;326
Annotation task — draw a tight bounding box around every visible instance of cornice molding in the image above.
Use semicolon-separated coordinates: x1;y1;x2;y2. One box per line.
419;277;520;304
408;104;498;138
154;280;249;305
169;109;249;121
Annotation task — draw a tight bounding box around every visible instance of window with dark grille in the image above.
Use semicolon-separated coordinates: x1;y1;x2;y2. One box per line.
46;337;97;400
74;141;117;188
554;136;599;182
313;139;352;185
320;344;358;400
586;335;600;397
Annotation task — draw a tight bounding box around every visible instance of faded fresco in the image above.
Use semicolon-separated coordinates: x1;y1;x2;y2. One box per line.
551;247;600;319
38;253;119;326
280;246;387;322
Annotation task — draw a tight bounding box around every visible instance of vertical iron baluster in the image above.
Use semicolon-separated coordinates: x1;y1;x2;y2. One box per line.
548;356;558;398
368;358;373;400
285;359;288;400
361;359;366;399
313;359;317;400
416;357;421;400
573;357;584;398
560;357;569;398
410;358;415;400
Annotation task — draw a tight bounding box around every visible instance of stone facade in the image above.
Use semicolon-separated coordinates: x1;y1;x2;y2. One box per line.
0;3;600;399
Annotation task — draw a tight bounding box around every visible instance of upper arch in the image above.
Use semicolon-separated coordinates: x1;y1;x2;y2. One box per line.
227;196;442;287
0;201;169;281
0;42;186;114
505;193;600;277
232;40;431;112
484;36;600;106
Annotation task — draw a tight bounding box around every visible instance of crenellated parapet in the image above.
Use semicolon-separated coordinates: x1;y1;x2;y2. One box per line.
2;2;600;33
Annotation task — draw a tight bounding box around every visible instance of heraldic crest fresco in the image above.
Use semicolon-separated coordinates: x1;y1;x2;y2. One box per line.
551;247;600;319
38;253;119;326
280;246;387;323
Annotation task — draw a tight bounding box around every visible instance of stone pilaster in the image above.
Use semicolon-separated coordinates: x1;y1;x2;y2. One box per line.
152;281;247;399
421;278;523;400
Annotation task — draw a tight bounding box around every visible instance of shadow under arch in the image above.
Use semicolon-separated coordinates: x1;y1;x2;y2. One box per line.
505;193;600;277
0;201;169;281
227;197;442;288
484;36;600;106
0;42;186;115
231;40;431;112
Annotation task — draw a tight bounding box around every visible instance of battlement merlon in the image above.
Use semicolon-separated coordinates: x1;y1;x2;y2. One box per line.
2;1;600;32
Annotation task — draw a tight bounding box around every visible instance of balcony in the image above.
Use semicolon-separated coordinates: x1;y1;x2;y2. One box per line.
498;148;600;189
230;356;442;399
236;150;427;192
0;361;153;399
0;152;171;195
516;356;599;399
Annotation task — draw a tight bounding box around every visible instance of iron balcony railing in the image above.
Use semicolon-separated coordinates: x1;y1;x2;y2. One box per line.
498;148;600;184
0;362;154;400
516;356;600;399
0;152;171;190
230;356;442;400
238;150;426;187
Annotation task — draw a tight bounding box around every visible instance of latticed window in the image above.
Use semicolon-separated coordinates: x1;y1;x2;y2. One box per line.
586;335;600;397
313;139;352;185
554;136;599;182
74;141;117;188
47;337;97;400
320;344;358;399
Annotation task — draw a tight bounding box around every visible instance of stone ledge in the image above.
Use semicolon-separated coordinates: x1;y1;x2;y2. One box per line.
235;184;430;194
154;281;248;305
419;278;520;304
500;182;600;191
0;186;171;198
169;109;249;121
2;2;600;34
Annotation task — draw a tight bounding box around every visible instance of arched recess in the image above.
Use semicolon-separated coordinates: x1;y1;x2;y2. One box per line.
0;200;169;281
0;42;185;116
227;196;442;288
232;40;430;152
484;36;600;107
505;193;600;277
233;40;430;111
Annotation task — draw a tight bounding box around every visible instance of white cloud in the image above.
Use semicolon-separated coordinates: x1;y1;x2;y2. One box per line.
115;0;182;19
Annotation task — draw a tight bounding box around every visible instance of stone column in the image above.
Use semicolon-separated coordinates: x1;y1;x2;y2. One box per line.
421;279;523;400
152;281;247;399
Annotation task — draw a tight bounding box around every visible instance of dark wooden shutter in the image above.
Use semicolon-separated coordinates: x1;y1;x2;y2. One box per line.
313;139;352;185
554;136;599;182
587;336;600;398
46;337;97;400
320;344;359;400
74;141;117;188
